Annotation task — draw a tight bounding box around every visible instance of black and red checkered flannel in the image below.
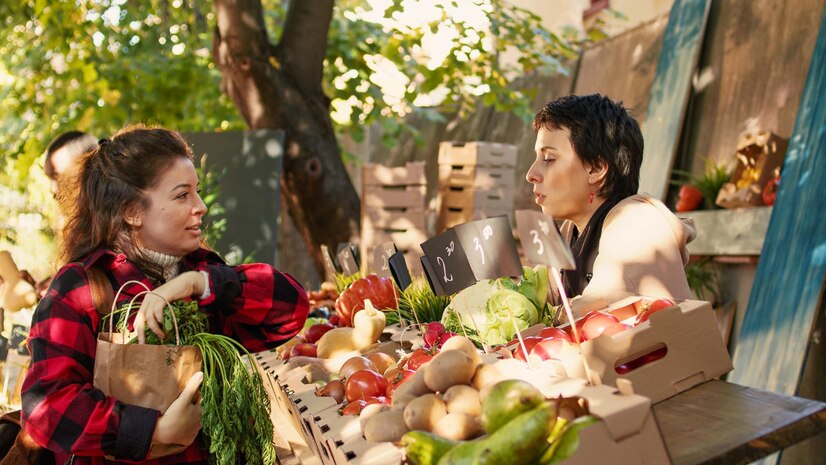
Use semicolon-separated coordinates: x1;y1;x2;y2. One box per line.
21;247;309;464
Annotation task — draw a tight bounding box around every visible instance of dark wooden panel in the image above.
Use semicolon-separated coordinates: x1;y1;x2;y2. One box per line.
681;0;826;177
573;14;668;123
654;380;826;465
639;0;711;200
729;1;826;404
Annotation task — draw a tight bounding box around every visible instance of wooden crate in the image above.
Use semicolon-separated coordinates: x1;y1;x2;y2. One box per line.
362;206;426;231
363;162;426;186
438;164;516;189
437;185;514;212
437;205;512;232
437;141;518;167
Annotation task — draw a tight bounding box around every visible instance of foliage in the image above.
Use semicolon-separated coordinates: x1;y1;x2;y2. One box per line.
685;256;719;303
334;271;362;294
671;159;732;210
387;276;452;325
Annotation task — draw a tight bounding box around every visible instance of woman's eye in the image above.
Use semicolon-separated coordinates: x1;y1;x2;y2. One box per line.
177;192;189;199
542;157;554;164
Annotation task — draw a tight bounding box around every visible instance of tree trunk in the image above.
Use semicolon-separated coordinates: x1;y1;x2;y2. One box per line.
212;0;360;277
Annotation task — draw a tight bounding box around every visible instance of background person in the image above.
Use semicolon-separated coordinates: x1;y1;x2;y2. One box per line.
525;94;695;318
21;124;309;465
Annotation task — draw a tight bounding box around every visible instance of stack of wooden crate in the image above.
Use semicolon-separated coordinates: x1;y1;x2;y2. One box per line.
436;141;518;232
361;161;427;276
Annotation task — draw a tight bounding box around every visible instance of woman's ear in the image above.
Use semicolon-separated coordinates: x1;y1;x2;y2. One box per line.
587;160;609;185
124;205;143;228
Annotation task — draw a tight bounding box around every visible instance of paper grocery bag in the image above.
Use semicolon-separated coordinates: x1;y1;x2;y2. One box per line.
94;331;203;459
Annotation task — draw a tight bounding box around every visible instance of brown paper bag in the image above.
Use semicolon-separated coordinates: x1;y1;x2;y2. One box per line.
93;290;203;459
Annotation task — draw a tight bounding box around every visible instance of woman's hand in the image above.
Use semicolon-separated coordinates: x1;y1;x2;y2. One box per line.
152;371;204;446
135;271;206;343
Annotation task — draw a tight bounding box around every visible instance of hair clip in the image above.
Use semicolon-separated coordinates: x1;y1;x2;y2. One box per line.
98;138;110;147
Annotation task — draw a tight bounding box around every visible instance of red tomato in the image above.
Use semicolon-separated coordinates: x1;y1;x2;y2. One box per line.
304;323;335;343
675;184;703;212
762;175;780;206
539;327;572;342
289;342;317;358
340;400;367;416
635;299;675;326
615;346;668;374
530;337;571;361
385;368;415;398
365;396;390;406
512;336;544;362
345;369;389;403
581;312;620;340
406;348;437;371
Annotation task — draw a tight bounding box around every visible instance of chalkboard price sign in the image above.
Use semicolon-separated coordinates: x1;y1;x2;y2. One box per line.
420;229;476;296
514;210;575;270
337;243;361;277
372;242;397;278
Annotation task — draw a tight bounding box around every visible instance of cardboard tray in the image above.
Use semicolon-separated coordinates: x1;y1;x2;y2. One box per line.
559;298;733;404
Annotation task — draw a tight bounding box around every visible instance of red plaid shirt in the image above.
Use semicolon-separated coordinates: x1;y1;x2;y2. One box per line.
21;247;309;465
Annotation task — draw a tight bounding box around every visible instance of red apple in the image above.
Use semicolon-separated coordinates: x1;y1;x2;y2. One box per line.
635;299;676;326
512;336;544;362
539;327;572;342
290;342;318;358
530;337;572;361
581;312;620;340
304;323;335;343
601;323;632;336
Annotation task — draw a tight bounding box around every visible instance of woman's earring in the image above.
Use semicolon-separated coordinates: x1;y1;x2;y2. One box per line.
588;191;594;204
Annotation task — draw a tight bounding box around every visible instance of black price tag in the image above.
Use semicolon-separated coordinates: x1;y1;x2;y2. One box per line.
320;245;339;280
420;229;476;296
388;251;412;291
337;243;360;276
514;210;575;270
372;242;397;278
420;256;445;296
454;215;523;280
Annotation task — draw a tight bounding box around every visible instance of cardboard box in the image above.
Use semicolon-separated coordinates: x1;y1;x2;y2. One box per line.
438;164;516;189
560;298;733;404
363;162;426;187
716;131;787;208
363;185;426;209
438;141;518;167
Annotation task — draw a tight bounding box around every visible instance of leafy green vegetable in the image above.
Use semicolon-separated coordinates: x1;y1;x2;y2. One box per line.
483;289;539;345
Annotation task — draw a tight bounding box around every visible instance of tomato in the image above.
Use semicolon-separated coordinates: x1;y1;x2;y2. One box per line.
365;352;396;376
614;346;668;374
539;327;572;342
303;323;335;343
340;400;367;416
345;369;389;403
289;342;317;358
675;184;703;212
601;323;632;336
385;368;415;398
365;396;390;406
762;175;780;206
339;356;377;380
635;298;675;326
315;380;345;404
581;312;620;340
512;336;544;362
405;347;437;371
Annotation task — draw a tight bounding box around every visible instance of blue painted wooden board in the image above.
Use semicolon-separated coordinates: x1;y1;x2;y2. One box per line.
730;7;826;399
639;0;711;200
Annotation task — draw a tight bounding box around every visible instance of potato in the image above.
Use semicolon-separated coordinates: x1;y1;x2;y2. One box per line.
440;336;482;367
403;393;447;432
424;350;478;392
390;391;418;410
391;368;432;400
363;409;409;443
359;403;389;431
471;363;507;394
432;413;484;441
442;385;481;416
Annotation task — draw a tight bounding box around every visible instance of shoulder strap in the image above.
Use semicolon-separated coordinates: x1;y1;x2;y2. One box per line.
86;266;114;316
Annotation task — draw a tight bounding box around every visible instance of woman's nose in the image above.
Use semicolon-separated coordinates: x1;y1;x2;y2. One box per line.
526;162;541;184
194;195;207;216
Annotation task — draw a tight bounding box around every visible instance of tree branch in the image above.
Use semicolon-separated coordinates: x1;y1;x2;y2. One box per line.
277;0;334;97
